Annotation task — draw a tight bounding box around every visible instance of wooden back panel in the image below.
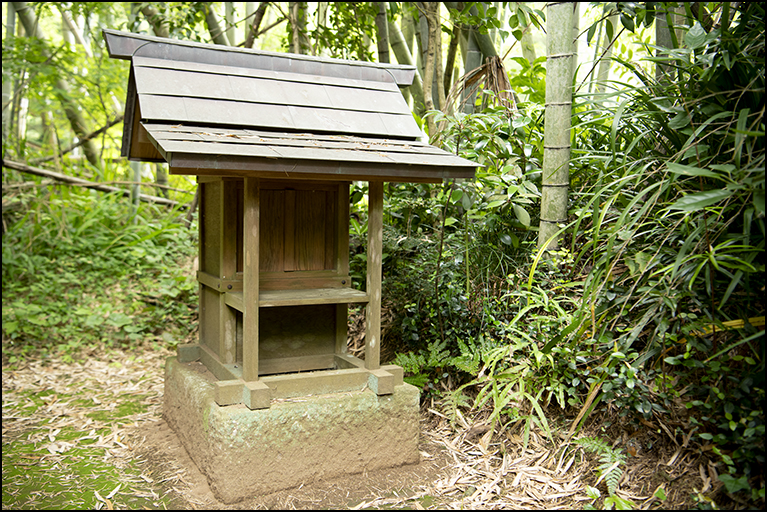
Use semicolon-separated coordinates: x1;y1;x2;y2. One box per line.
234;180;346;275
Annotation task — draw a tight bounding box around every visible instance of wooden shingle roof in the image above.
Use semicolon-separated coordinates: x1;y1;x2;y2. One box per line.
103;30;477;182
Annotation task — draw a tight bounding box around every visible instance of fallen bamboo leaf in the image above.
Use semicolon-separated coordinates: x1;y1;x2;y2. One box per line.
106;484;121;499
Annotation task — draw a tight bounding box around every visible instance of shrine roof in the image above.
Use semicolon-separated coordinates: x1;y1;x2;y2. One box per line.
103;30;477;182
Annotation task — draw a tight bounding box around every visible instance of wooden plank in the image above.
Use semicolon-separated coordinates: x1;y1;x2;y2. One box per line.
150;125;439;152
260;189;284;272
196;270;242;292
335;303;348;355
198;343;240;382
260;273;351;291
260;367;370;398
258;355;336;376
261;288;368;307
226;288;368;309
365;181;384;370
283;190;296;271
324;190;336;270
224;291;244;312
158;136;479;168
140;94;419;139
151;131;448;156
131;55;406;92
242;178;260;381
336;183;350;274
200;285;221;356
219;180;238;364
295;190;326;271
104;30;416;86
169;155;472;181
335;353;365;369
200;180;221;276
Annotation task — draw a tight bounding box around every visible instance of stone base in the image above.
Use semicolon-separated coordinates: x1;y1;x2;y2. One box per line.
163;357;421;504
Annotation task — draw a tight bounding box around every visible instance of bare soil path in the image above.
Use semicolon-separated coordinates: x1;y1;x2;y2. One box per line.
3;345;720;509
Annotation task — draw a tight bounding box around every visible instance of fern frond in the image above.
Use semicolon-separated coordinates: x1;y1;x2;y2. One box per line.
575;436;626;497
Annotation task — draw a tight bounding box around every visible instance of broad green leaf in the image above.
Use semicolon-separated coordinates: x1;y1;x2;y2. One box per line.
444;217;458;226
513;204;531;226
499;233;513;245
668;111;691;130
462;192;474;210
685;22;706;49
620;13;634;32
669;189;732;211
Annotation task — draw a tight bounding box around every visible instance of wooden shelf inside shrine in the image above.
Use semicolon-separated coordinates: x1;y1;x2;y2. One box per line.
224;287;368;310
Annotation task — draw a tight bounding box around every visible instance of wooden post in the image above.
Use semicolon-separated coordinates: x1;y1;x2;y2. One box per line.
243;178;260;381
365;181;383;370
219;180;238;364
336;183;351;356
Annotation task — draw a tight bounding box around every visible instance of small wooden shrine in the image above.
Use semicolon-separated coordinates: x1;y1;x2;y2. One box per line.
104;29;476;407
104;29;477;502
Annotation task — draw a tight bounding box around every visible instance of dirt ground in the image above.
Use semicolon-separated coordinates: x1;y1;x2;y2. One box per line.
2;343;745;510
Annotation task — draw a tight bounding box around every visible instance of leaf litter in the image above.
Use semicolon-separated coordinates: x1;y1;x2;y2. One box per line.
2;346;185;509
4;344;721;509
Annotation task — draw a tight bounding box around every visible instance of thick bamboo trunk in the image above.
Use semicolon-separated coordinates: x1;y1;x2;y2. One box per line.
387;18;424;114
538;2;575;252
204;3;230;45
374;2;390;63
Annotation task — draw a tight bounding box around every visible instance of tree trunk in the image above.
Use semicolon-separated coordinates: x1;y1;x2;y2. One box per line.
130;160;142;219
204;3;230;45
2;3;15;144
433;5;446;114
154;163;169;198
538;2;575;252
140;4;170;38
655;4;682;82
59;7;93;57
225;2;236;47
443;25;460;100
459;27;482;114
387;17;424;115
288;2;309;54
374;2;390;63
445;2;499;59
421;2;440;137
244;2;268;49
13;1;101;171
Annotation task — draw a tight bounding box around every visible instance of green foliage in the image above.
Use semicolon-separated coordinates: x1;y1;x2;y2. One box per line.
2;187;197;362
309;2;378;61
576;436;626;497
557;2;766;498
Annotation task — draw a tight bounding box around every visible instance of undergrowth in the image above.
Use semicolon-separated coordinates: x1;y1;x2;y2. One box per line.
2;188;198;363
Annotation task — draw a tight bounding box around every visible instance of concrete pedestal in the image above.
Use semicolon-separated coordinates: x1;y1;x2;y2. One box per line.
163;357;421;504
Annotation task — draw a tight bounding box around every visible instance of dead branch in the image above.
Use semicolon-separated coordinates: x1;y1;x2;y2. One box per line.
30;114;125;165
2;158;185;209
